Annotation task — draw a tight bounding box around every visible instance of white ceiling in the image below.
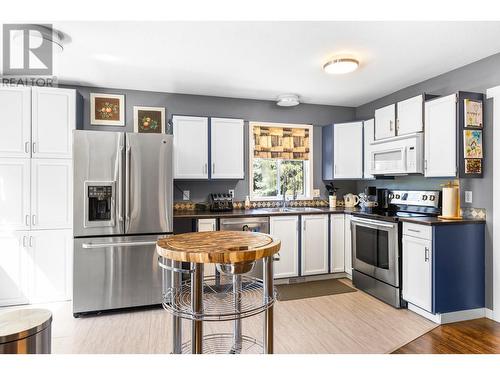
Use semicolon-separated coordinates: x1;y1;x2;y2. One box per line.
46;22;500;106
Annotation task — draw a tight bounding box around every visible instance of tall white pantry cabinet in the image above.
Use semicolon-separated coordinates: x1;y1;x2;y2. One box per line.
0;86;78;307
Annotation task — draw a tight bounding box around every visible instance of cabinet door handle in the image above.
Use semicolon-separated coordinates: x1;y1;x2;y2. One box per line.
389;120;393;132
407;228;421;233
29;236;34;248
22;236;27;247
424;247;429;262
25;214;30;227
396;118;400;132
32;142;36;154
32;215;36;226
303;220;306;231
25;141;30;154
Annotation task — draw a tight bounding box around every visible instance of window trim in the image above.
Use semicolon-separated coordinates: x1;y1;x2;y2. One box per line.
248;121;314;201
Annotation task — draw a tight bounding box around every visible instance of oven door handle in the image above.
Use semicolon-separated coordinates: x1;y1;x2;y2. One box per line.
351;217;396;228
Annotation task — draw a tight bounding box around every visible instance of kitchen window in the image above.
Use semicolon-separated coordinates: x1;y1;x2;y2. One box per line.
249;122;313;200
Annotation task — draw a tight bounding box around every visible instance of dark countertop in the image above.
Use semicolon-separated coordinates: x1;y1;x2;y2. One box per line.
173;206;357;219
399;216;486;226
174;206;486;226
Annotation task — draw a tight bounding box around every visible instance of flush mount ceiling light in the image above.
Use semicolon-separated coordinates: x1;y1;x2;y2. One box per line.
276;94;300;107
323;58;359;75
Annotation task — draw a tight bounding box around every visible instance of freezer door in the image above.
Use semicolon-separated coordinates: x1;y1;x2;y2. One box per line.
125;133;173;234
73;130;124;237
73;234;168;314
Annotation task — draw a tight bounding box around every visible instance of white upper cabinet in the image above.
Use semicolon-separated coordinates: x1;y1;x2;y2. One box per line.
0;87;31;158
0;158;30;231
333;122;363;179
0;231;29;306
424;94;457;177
363;119;375;179
301;214;329;276
28;229;73;303
330;214;345;273
270;215;299;279
210;118;244;179
396;95;423;136
31;87;76;159
173;115;209;179
374;104;396;140
31;159;72;230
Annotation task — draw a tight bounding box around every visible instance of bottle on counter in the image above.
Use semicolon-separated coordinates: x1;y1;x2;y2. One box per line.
244;195;251;209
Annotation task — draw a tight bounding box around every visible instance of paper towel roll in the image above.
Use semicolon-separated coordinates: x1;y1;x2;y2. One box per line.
442;186;459;218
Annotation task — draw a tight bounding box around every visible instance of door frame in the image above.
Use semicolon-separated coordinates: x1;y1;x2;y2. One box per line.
487;86;500;322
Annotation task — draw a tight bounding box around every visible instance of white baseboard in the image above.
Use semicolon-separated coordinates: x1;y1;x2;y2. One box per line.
485;308;494;320
408;303;489;324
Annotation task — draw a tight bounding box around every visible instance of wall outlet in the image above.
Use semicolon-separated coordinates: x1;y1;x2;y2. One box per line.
183;190;190;201
465;191;473;204
313;189;321;198
228;189;235;198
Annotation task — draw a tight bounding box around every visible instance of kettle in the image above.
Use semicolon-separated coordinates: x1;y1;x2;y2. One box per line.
344;193;360;208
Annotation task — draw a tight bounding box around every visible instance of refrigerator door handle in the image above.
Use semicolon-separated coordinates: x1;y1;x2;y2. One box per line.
125;143;131;232
118;143;125;224
82;240;158;249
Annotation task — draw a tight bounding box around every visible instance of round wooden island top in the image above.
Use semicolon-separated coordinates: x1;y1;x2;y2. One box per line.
156;231;280;264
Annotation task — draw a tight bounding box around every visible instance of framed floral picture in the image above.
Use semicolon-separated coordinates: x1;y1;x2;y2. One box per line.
90;93;125;126
133;106;166;133
463;129;483;159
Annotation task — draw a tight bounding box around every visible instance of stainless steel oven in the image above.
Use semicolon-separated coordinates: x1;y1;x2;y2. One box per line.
351;216;402;307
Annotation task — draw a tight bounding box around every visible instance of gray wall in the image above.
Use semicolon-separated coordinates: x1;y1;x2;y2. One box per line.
355;52;500;309
63;84;356;201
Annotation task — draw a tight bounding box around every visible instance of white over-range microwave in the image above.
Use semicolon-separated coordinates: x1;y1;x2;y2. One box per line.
369;133;424;175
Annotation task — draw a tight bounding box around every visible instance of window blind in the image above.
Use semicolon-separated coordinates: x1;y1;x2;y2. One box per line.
252;125;310;160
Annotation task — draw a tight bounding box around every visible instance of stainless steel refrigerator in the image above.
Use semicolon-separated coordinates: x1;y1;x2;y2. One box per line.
72;130;173;316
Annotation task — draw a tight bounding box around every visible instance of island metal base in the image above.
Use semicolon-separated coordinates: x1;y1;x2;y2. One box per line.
161;257;275;354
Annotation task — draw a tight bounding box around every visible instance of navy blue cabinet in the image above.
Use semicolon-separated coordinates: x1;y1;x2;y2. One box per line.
322;124;334;180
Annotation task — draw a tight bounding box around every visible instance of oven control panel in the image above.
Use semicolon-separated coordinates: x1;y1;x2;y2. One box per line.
389;190;440;208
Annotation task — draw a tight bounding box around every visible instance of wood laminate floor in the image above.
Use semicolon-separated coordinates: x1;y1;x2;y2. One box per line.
1;279;437;354
392;318;500;354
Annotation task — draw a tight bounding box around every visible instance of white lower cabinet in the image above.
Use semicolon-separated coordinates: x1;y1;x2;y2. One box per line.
197;218;217;232
270;215;299;279
402;231;433;312
301;215;329;276
344;214;353;276
0;231;29;306
330;214;345;273
197;219;217;276
28;229;73;303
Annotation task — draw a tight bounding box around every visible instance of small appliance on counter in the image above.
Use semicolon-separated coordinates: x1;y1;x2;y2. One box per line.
209;193;234;212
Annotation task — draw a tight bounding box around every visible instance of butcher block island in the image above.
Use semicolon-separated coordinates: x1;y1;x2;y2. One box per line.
156;231;281;354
